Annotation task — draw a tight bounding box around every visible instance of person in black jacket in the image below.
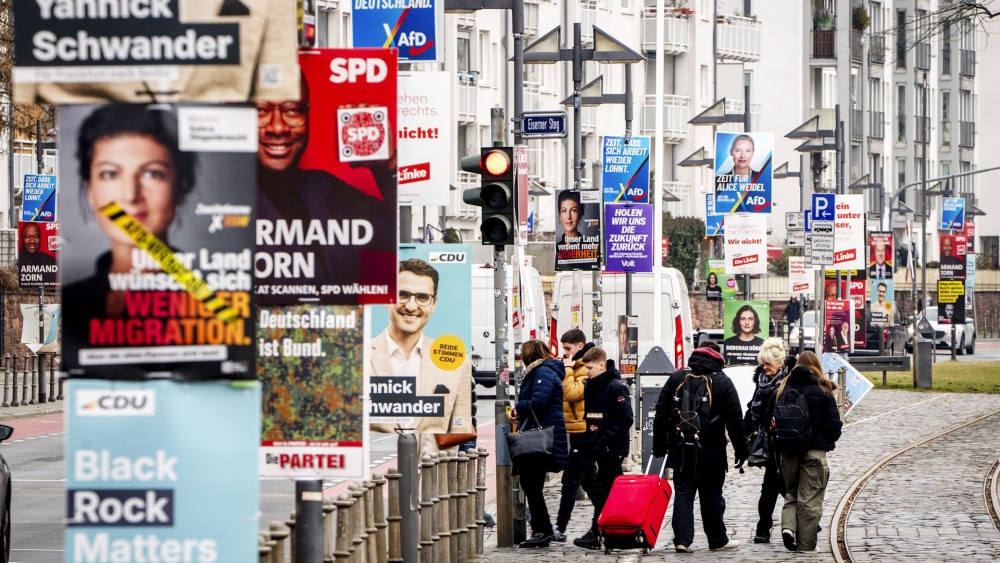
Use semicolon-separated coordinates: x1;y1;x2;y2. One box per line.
652;347;748;553
774;351;843;552
571;347;633;550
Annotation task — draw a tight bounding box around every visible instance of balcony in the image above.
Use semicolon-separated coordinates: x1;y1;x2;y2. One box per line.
457;80;477;123
718;99;762;133
580;0;596;46
869;35;885;65
850;30;863;63
961;49;976;77
580;106;597;136
869;110;884;140
662;181;693;217
524;0;538;38
915;43;931;71
915;116;930;144
640;9;690;54
850;109;863;141
455;12;475;30
640;94;691;142
716;15;762;62
812;29;836;59
960;121;975;148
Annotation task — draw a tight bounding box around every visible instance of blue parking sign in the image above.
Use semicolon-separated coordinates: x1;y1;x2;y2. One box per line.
812;193;835;221
352;0;443;62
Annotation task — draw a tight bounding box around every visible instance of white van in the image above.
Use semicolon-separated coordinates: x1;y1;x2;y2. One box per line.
551;269;693;372
470;263;549;383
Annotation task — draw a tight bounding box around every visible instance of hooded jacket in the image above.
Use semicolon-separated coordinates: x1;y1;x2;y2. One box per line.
515;357;569;472
743;354;796;436
582;364;633;459
778;366;843;452
563;342;595;434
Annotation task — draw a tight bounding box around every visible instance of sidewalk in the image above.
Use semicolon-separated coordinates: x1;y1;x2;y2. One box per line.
0;398;64;420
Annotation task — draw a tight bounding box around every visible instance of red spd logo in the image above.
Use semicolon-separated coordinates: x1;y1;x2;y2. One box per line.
337;107;389;162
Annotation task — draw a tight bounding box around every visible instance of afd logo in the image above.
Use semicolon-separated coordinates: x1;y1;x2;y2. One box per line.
428;252;467;264
76;390;155;417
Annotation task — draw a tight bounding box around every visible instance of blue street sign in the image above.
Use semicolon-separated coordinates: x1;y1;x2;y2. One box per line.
352;0;443;62
804;210;813;233
522;112;567;138
812;193;835;221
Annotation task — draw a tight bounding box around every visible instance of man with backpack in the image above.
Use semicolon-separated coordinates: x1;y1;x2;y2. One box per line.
652;346;748;553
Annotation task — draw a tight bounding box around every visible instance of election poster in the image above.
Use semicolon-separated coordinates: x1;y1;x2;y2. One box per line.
259;305;366;478
352;0;444;62
938;234;967;280
20;303;61;354
821;353;874;415
14;1;299;103
617;315;638;378
966;253;976;294
723;300;769;365
555;189;601;271
941;197;965;231
604;204;653;273
823;299;852;354
964;220;976;253
368;245;474;438
788;256;813;295
257;49;399;305
833;194;865;270
602;136;651;203
21;174;57;222
58;103;255;380
724;213;767;274
18;221;59;288
870;279;894;326
849;278;867;349
398;71;452;207
705;193;724;237
66;379;260;562
713;132;773;214
937;280;966;324
868;232;893;279
706;259;724;301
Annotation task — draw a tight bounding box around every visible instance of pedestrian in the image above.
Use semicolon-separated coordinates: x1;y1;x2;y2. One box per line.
571;346;634;550
744;337;795;543
774;350;843;552
652;346;748;553
785;296;801;328
509;340;568;549
554;329;593;542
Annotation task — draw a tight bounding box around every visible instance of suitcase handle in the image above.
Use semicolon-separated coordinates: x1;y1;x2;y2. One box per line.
644;456;667;478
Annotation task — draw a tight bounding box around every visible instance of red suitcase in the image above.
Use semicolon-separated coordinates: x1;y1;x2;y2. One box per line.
597;458;672;554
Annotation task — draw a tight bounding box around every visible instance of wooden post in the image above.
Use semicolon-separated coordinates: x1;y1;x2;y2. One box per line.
433;453;449;563
371;473;389;563
447;451;460;563
363;480;378;563
348;483;366;561
285;512;297;563
11;354;20;407
385;470;402;563
2;354;10;407
259;532;272;563
464;450;479;558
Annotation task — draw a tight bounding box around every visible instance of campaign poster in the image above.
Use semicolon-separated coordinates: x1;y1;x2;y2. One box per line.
367;245;474;438
299;0;318;48
713;132;774;214
966;254;976;294
604;204;653;273
821;353;874;415
833;194;866;270
20;303;61;354
602;136;651;204
256;49;399;305
259;305;365;478
398;71;452;207
938;234;967;280
788;256;813;295
18;221;59;288
937;280;966;324
870;279;894;326
617;315;638;378
352;0;444;62
964;220;976;253
705;194;724;237
21;174;57;222
706;259;724;301
868;232;893;279
66;379;259;562
58;104;256;380
849;279;866;349
14;1;299;104
823;299;852;354
724;213;767;274
941;197;965;231
555;189;601;271
723;300;769;365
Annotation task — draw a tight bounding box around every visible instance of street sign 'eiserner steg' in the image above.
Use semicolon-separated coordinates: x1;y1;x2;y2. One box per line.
522;112;567;138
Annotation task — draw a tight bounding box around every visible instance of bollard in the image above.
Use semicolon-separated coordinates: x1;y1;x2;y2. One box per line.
264;531;278;563
419;455;435;563
20;354;30;406
269;521;289;563
455;453;468;563
2;354;10;408
322;498;336;562
396;434;419;563
385;470;402;563
349;483;366;561
447;451;460;563
464;450;478;558
47;352;56;402
28;355;37;405
56;354;65;400
296;480;325;563
836;367;847;421
433;453;449;563
12;354;20;407
259;532;273;563
363;480;378;563
475;447;489;555
286;512;297;563
333;493;353;561
371;474;389;563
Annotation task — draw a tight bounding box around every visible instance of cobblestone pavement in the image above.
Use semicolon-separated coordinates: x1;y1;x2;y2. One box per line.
845;410;1000;561
480;389;1000;561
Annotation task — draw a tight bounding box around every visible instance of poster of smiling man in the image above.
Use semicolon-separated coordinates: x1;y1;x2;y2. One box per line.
714;132;774;214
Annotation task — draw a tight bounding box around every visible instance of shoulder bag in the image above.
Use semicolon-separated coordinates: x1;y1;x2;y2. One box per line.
506;406;554;464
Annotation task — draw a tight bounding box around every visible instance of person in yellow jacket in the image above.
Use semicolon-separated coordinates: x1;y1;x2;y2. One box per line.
553;329;594;541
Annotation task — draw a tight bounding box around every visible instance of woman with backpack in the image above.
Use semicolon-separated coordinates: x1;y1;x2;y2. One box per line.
508;340;568;548
772;351;843;552
744;338;796;544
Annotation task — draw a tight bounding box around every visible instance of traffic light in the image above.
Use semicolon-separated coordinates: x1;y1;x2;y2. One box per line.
461;146;515;246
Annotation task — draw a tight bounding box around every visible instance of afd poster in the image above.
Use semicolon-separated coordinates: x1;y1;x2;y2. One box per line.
352;0;443;62
604;204;653;273
705;193;724;237
18;221;59;288
941;197;965;231
821;353;874;415
14;0;300;103
58;104;255;380
21;174;57;222
368;245;473;438
602;136;651;203
555;190;601;271
398;71;452;207
723;300;769;365
724;213;767;274
257;49;399;305
66;379;260;563
713;131;773;214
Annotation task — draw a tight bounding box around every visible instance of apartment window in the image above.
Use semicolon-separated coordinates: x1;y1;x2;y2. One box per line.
940;161;951;184
942;21;952;75
457;36;471;74
896;84;906;143
960;160;974;196
941;91;951;148
896;158;906;204
870;2;882;34
700;65;710;104
895;10;907;69
456;126;468;167
743;0;751;16
870;155;884;212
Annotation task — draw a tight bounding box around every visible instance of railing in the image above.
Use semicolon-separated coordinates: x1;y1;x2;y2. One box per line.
457;82;477;123
961;49;976;77
580;0;597;46
869;35;885;65
455;13;475;30
915;43;931;71
0;353;62;408
915;115;930;144
580;106;597;135
850;30;863;63
850;109;863;141
812;29;836;59
523;80;540;112
662;181;693;217
640;94;691;142
960;121;975;148
718;99;762;133
640;10;690;54
716;15;762;62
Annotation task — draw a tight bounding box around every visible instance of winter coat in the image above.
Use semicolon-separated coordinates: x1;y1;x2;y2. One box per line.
743;355;796;436
515;358;569;472
582;366;634;459
563;343;594;434
779;366;843;452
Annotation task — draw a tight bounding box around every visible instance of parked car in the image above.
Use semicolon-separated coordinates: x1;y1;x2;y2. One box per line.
788;309;819;352
854;309;907;356
694;328;724;348
0;424;13;562
904;308;976;354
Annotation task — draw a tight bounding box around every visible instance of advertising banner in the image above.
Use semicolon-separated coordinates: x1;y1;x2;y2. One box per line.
966;254;976;293
20;303;61;354
850;279;866;349
602;136;651;203
368;245;474;437
257;49;399;305
397;71;451;207
555;190;601;271
21;174;57;222
941;197;965;231
706;258;724;301
352;0;443;62
617;315;638;378
18;221;59;287
66;379;260;562
868;232;893;279
604;204;653;273
937;280;966;323
823;299;852;353
870;279;894;326
713;132;774;214
14;1;299;104
259;305;365;478
939;234;967;280
833;194;865;270
58;104;255;380
821;353;874;415
515;145;529;236
964;220;976;253
724;213;767;274
723;300;769;365
788;256;813;295
705;194;724;237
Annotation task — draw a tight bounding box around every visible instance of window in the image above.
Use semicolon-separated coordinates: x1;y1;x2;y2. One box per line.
457;36;471;74
896;158;906;204
896;84;906;143
941;91;951;148
478;31;490;86
942;21;952;75
700;65;710;104
895;9;907;69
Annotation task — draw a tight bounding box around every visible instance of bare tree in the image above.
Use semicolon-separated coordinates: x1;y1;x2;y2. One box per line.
876;0;998;56
0;0;55;143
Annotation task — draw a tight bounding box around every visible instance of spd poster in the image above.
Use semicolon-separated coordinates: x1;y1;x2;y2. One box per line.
713;132;773;214
723;300;769;365
823;299;852;354
18;221;59;288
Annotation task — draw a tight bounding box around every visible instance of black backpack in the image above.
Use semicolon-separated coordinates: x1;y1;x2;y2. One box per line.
672;372;713;448
770;387;812;453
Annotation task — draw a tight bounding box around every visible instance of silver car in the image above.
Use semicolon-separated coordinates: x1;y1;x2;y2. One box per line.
905;308;976;354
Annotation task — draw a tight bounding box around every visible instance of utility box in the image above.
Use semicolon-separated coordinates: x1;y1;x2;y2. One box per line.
915;340;933;389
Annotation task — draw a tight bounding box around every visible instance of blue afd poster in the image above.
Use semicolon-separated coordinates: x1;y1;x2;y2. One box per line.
602;136;651;203
65;380;260;563
941;197;965;231
352;0;443;62
714;132;773;214
705;194;724;236
21;174;56;222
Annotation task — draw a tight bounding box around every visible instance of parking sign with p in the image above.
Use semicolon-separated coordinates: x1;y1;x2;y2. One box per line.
813;193;835;221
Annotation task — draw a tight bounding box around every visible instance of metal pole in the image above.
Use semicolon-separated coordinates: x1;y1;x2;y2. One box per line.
744;83;752;302
294;479;324;563
572;23;582;189
652;0;665;345
512;0;524;146
920;73;928;327
7;99;14;228
397;434;419;562
493;248;517;546
37;288;46;403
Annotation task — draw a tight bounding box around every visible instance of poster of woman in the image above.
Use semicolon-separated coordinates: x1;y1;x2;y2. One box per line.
713;132;774;214
555;189;601;270
723;300;769;365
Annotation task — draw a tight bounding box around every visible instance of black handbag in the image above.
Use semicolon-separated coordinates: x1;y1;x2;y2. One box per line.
507;406;555;464
746;430;770;468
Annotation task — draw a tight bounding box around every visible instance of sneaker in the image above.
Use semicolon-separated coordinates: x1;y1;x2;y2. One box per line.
674;544;693;553
573;531;602;550
710;539;740;551
519;532;553;548
552;530;567;543
753;533;770;544
781;529;797;552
